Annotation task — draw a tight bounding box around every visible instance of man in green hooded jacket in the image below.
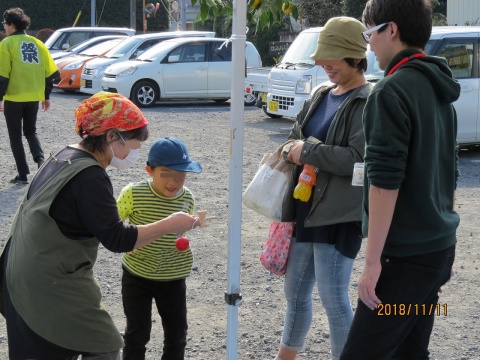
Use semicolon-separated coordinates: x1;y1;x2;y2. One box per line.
341;0;460;358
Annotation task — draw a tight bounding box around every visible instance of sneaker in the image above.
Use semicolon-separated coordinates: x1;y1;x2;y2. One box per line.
9;175;28;184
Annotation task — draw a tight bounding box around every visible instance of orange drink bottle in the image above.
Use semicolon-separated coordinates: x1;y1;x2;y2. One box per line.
293;164;317;202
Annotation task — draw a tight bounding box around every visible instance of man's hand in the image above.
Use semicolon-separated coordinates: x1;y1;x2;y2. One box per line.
358;260;382;310
42;100;50;111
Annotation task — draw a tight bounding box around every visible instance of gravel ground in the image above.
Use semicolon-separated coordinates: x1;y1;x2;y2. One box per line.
0;90;479;359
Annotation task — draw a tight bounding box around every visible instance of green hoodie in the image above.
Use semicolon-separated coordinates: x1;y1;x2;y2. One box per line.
362;49;461;257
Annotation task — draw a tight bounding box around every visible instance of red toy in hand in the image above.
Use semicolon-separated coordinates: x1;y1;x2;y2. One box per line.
175;236;190;251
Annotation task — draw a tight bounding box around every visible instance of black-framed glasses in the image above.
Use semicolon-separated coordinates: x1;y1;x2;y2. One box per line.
362;22;390;43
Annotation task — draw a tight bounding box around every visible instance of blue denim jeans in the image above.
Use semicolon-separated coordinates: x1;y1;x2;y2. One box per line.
281;240;355;359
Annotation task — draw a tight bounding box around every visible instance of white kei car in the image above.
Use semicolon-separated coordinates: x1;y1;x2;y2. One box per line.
101;37;262;107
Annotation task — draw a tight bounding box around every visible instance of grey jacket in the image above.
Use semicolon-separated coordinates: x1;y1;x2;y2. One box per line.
280;82;373;225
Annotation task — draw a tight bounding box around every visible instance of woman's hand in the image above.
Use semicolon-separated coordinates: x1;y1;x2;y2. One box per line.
163;212;200;234
134;212;200;249
287;140;305;165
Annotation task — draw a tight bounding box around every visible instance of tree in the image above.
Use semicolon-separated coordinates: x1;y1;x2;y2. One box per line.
343;0;367;19
192;0;300;30
300;0;342;27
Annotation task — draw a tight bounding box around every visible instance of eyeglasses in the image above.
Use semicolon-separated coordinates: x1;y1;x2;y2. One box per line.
362;22;390;43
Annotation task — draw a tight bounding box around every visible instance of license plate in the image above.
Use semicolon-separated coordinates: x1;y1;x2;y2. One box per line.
268;100;278;112
81;79;86;88
261;92;267;102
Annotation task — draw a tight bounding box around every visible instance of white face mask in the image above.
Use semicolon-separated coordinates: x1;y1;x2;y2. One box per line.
110;146;140;170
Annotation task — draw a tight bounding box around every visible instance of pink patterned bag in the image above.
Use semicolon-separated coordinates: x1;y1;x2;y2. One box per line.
260;221;295;276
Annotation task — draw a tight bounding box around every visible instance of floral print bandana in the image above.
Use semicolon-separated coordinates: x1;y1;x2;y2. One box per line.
75;91;148;136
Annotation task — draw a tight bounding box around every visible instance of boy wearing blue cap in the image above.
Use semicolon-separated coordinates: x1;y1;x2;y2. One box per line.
116;137;202;360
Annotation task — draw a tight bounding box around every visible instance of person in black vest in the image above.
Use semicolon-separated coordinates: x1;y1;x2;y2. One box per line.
0;92;200;360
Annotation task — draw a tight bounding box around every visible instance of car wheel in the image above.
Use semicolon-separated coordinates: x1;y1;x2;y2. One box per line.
244;93;256;106
262;105;283;118
131;81;159;108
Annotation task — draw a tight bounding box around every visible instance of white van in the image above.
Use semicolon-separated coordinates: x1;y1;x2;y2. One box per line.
264;27;327;118
264;27;381;119
426;26;480;145
45;27;136;54
80;31;215;94
264;26;480;145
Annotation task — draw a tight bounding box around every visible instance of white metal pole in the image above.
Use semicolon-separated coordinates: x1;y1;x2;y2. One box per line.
225;0;247;359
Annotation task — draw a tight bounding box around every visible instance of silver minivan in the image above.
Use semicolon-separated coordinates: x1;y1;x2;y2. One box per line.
45;27;136;53
426;26;480;145
80;31;215;94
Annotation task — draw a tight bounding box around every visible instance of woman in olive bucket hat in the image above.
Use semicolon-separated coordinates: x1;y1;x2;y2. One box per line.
274;17;373;360
0;91;200;359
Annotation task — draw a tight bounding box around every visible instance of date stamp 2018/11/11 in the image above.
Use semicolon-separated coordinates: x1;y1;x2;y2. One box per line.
377;303;448;316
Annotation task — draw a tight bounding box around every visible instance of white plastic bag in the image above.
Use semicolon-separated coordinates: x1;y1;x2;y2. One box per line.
242;145;293;221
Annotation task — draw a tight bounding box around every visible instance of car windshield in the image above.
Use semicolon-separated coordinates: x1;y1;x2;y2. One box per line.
64;39;91;53
79;39;124;56
103;38;140;59
364;46;384;79
281;32;319;65
135;41;178;62
424;40;437;54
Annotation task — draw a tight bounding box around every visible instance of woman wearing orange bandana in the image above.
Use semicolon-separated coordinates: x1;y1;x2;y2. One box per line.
0;91;199;359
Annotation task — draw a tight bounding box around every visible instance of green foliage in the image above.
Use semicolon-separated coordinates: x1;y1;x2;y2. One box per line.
432;13;448;26
342;0;367;19
464;18;480;26
194;12;284;66
1;0;447;33
0;0;169;32
192;0;298;30
247;20;284;66
300;0;342;27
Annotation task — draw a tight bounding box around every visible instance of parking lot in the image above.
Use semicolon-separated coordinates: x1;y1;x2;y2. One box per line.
0;90;479;359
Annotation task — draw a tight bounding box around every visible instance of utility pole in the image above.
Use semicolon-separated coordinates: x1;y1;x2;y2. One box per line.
130;0;137;31
91;0;96;26
181;0;186;30
143;0;147;33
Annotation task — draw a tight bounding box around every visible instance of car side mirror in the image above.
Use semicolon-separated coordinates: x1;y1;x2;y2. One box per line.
133;50;145;58
168;55;180;63
62;43;69;50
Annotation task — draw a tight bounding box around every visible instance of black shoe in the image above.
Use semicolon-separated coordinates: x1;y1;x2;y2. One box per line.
37;159;45;169
9;175;28;184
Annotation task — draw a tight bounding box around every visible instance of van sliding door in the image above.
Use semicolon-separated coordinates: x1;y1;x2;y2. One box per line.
435;38;478;144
